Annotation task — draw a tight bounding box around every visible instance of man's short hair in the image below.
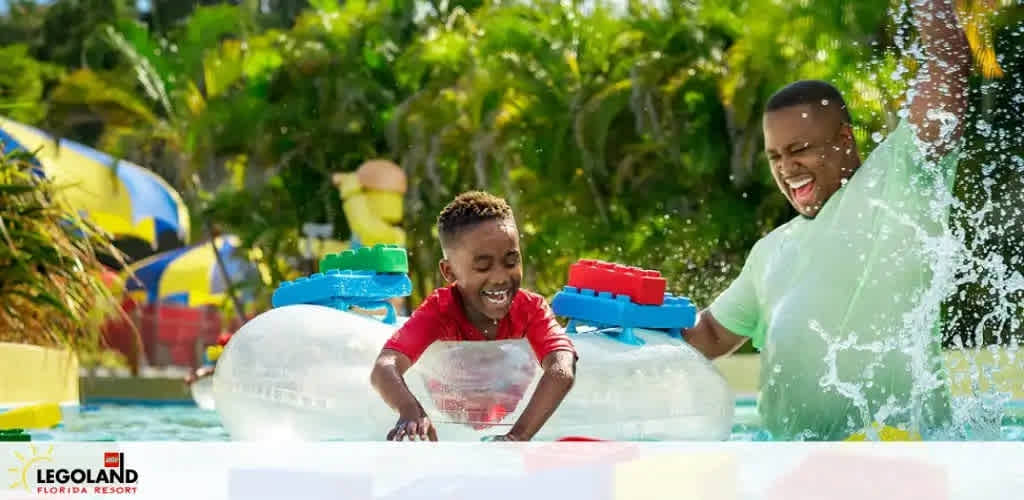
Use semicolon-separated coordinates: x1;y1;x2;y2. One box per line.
437;191;515;249
765;80;852;123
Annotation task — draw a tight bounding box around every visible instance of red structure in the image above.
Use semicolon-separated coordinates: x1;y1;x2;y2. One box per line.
101;299;249;371
566;259;667;305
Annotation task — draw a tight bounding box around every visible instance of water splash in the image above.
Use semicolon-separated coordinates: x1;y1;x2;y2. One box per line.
809;0;1024;440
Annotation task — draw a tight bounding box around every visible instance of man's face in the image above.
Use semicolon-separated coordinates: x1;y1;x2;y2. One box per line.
763;104;856;218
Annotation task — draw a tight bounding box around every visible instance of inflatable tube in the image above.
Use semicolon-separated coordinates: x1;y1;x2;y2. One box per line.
190;376;216;411
535;327;734;441
212;305;734;441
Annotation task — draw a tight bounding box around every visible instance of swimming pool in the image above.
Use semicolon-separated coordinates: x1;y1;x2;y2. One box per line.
26;400;1024;442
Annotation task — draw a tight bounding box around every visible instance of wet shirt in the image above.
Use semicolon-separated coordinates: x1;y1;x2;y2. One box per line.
710;119;959;440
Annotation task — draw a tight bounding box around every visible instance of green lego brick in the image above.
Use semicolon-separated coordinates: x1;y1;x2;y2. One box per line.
0;429;30;441
319;244;408;274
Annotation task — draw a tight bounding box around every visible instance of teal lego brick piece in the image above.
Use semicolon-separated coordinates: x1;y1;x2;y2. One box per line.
551;286;697;345
272;270;412;307
271;269;412;324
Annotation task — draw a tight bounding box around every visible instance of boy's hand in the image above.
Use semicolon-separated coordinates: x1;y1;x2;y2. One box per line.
482;432;522;442
372;349;439;441
386;414;438;441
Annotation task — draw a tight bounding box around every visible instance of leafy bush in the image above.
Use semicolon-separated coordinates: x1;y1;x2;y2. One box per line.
0;149;126;354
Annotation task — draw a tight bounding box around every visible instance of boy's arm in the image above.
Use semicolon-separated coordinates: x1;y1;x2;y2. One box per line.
371;293;444;440
488;294;576;441
907;0;971;156
370;348;438;441
499;349;576;441
683;310;748;360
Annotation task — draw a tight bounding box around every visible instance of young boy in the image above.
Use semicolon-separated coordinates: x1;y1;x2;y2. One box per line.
370;191;577;441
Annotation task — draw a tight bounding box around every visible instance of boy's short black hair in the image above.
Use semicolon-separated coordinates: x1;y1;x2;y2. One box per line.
437;191;515;249
765;80;852;123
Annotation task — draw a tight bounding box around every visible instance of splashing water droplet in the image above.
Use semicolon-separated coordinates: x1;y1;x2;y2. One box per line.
801;112;808;118
871;132;884;143
821;99;830;106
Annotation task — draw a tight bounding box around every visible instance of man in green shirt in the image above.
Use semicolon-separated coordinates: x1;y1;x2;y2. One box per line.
684;0;972;440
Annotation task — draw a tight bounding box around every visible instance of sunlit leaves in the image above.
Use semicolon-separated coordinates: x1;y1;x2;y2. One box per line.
0;151;126;352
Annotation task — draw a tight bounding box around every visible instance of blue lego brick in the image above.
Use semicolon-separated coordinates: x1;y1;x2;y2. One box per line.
271;269;412;309
551;286;697;343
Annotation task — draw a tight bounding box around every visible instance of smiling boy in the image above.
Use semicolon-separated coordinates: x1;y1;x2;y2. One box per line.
370;191;577;441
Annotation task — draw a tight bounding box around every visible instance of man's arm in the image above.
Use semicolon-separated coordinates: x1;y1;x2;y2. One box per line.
503;350;576;441
907;0;972;155
683;310;749;360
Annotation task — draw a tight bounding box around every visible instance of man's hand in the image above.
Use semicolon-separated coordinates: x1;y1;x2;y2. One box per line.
907;0;972;155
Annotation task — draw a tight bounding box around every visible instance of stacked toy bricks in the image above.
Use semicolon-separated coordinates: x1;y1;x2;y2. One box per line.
550;259;697;345
271;244;412;324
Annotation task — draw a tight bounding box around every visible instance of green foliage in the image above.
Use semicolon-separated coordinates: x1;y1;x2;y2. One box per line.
0;1;45;48
2;0;1021;349
0;45;62;124
0;150;126;353
42;5;279;194
37;0;136;68
389;0;811;302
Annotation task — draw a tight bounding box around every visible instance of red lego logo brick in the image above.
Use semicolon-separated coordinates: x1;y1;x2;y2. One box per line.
104;452;120;468
567;259;666;305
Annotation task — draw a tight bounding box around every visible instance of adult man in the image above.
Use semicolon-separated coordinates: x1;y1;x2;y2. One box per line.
684;0;972;440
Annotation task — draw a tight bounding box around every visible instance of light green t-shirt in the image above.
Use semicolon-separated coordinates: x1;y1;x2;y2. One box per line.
710;119;959;440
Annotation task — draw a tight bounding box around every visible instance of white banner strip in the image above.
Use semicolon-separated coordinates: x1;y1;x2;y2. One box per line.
2;442;1022;500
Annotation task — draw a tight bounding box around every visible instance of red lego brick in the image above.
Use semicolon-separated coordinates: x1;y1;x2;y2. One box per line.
566;259;666;305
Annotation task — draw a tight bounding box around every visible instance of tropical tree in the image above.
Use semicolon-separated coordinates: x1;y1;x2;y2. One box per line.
43;4;289;316
0;44;62;124
202;0;420;298
9;0;1020;349
0;1;45;48
386;0;898;303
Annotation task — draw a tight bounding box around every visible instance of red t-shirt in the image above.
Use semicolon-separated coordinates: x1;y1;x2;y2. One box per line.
383;285;575;364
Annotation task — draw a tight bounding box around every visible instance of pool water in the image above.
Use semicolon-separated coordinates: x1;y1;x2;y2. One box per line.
39;404;230;441
25;401;1024;442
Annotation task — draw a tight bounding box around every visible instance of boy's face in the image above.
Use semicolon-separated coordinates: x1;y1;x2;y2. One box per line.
439;217;523;323
763;104;857;218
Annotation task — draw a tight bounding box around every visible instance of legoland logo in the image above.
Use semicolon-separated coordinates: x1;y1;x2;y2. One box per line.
7;444;53;491
7;445;138;495
104;453;120;468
